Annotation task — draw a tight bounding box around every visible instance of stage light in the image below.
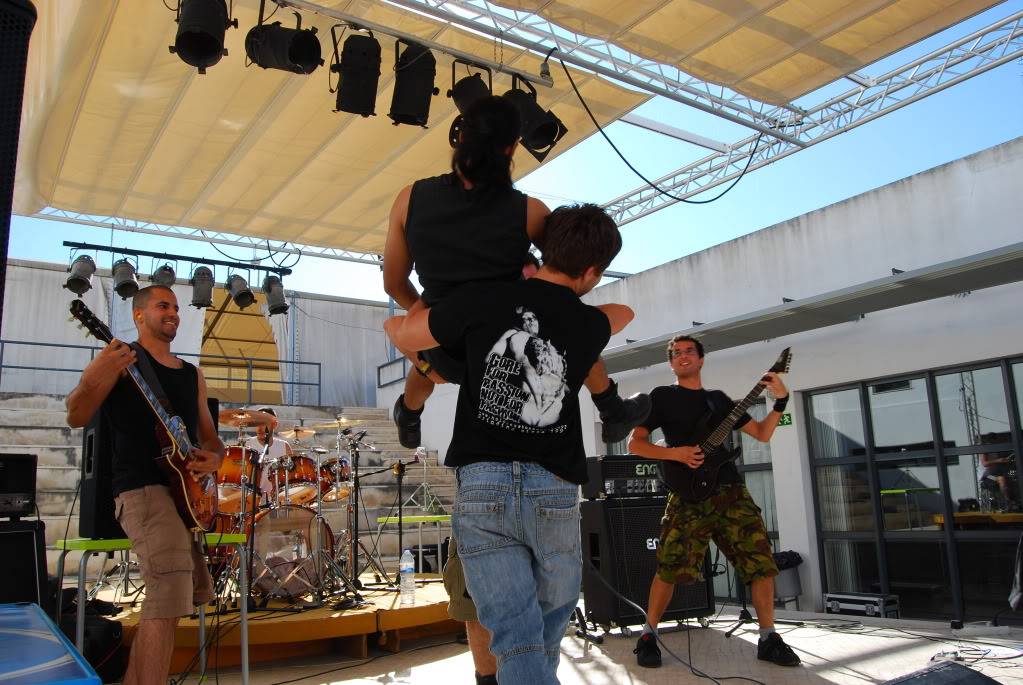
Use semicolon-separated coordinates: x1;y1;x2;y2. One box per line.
169;0;237;74
245;9;323;74
448;62;491;114
227;274;255;310
190;266;215;308
502;76;567;163
151;264;177;288
261;275;289;316
64;255;96;296
331;28;380;116
388;40;438;128
112;259;140;300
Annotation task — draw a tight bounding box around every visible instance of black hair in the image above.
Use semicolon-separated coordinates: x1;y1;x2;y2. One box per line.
540;204;622;279
132;284;175;311
257;407;277;417
667;335;704;360
452;96;520;190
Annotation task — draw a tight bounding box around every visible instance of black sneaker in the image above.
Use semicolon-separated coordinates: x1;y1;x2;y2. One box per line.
757;632;801;667
393;394;422;449
633;633;662;668
600;392;652;443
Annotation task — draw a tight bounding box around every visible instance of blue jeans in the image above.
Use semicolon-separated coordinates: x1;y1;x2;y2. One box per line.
454;462;581;685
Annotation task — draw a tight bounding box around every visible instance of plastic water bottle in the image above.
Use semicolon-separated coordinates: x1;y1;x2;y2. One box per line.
399;549;416;606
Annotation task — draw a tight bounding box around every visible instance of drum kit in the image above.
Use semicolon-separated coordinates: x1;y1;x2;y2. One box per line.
209;408;390;608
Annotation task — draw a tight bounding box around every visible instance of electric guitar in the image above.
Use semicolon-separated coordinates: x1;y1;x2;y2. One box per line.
70;299;218;531
659;347;792;503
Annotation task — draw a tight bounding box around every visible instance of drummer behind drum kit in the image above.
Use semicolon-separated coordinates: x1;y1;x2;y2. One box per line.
211;408;386;609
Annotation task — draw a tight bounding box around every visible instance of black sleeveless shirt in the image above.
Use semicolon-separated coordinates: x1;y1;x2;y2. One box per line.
404;173;530;306
104;348;200;496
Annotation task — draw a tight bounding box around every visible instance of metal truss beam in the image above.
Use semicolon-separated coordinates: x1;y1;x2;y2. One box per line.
604;10;1023;225
30;209;384;266
383;0;803;145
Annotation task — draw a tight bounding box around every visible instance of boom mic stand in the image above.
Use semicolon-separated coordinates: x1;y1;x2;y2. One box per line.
341;428;392;588
725;581;803;638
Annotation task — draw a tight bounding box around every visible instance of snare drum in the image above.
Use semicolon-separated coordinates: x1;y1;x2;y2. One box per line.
269;455;320;505
216;446;260;513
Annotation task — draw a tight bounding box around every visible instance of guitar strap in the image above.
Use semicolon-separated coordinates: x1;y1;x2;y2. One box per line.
128;342;175;414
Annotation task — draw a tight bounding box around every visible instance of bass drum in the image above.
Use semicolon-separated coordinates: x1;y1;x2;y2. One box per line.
251;505;334;601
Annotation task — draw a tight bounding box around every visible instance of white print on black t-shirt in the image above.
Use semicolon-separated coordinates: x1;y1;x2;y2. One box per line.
479;306;568;434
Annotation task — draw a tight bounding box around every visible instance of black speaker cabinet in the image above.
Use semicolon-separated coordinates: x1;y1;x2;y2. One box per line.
0;452;36;517
882;661;999;684
581;497;714;628
79;412;124;540
0;519;49;613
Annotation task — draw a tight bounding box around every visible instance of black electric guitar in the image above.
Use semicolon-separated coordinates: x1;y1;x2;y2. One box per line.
70;299;218;531
659;347;792;502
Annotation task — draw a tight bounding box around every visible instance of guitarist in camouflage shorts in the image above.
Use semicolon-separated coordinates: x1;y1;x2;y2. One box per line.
627;335;800;669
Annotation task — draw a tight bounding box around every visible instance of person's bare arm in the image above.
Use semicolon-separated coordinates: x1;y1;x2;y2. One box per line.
189;368;225;475
739;372;789;442
387;311;440;353
382;185;420;310
627;425;705;468
66;340;137;428
597;303;635;335
526;196;551;249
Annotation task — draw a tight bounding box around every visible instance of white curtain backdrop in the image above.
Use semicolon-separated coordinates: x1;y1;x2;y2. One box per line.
1;261;202;395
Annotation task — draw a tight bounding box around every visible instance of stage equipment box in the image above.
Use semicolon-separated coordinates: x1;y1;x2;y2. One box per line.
824;591;900;619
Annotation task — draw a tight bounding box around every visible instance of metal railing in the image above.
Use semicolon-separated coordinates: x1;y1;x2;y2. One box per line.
377;356;409;388
0;339;322;405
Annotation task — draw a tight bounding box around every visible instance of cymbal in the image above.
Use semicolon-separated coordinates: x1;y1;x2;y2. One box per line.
306;417;366;430
278;427;317;441
219;408;274;428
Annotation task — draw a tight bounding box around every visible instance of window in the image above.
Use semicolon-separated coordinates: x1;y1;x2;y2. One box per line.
936;367;1010;448
869;377;933;454
808;357;1023;624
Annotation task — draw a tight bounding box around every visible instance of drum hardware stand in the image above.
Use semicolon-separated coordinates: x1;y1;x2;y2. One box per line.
310;447;365;606
402;447;447;515
338;426;392;588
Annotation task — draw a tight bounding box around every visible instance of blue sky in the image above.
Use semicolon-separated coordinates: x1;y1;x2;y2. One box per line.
10;1;1023;302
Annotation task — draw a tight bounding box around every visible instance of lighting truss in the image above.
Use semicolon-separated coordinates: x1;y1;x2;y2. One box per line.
388;1;1022;225
384;0;802;145
31;209;383;266
604;10;1023;225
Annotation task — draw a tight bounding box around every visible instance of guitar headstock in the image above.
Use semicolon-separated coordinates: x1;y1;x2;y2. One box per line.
69;299;114;344
768;347;792;374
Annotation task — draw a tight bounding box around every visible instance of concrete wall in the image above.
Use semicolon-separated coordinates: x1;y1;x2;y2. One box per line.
378;136;1023;611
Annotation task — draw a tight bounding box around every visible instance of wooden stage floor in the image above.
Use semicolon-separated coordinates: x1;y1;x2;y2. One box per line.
110;575;460;672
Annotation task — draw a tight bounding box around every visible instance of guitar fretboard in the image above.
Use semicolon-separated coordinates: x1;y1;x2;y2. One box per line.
701;381;767;449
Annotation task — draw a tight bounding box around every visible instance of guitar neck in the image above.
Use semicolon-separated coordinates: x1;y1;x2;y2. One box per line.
702;382;767;449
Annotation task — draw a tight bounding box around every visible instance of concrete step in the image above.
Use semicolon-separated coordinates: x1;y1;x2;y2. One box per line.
0;408;72;427
37;465;81;491
46;549;112;578
0;425;82;447
41;515;80;544
0;445;80;468
38;489;79;516
0;393;69;412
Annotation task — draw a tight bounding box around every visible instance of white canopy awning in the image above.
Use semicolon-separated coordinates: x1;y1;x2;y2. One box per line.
15;0;648;254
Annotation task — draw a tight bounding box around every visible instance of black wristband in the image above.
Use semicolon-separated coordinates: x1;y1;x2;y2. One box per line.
773;396;789;413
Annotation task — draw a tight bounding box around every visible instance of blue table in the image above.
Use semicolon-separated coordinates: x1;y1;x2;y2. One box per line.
0;602;100;684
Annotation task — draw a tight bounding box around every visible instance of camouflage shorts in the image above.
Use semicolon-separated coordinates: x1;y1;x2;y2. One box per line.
657;484;778;585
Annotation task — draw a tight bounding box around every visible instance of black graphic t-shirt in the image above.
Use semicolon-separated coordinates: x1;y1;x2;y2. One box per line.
639;385;752;485
429;278;611;484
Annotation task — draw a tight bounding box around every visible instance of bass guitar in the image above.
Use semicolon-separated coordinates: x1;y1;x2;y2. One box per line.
659;347;792;502
70;299;218;531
